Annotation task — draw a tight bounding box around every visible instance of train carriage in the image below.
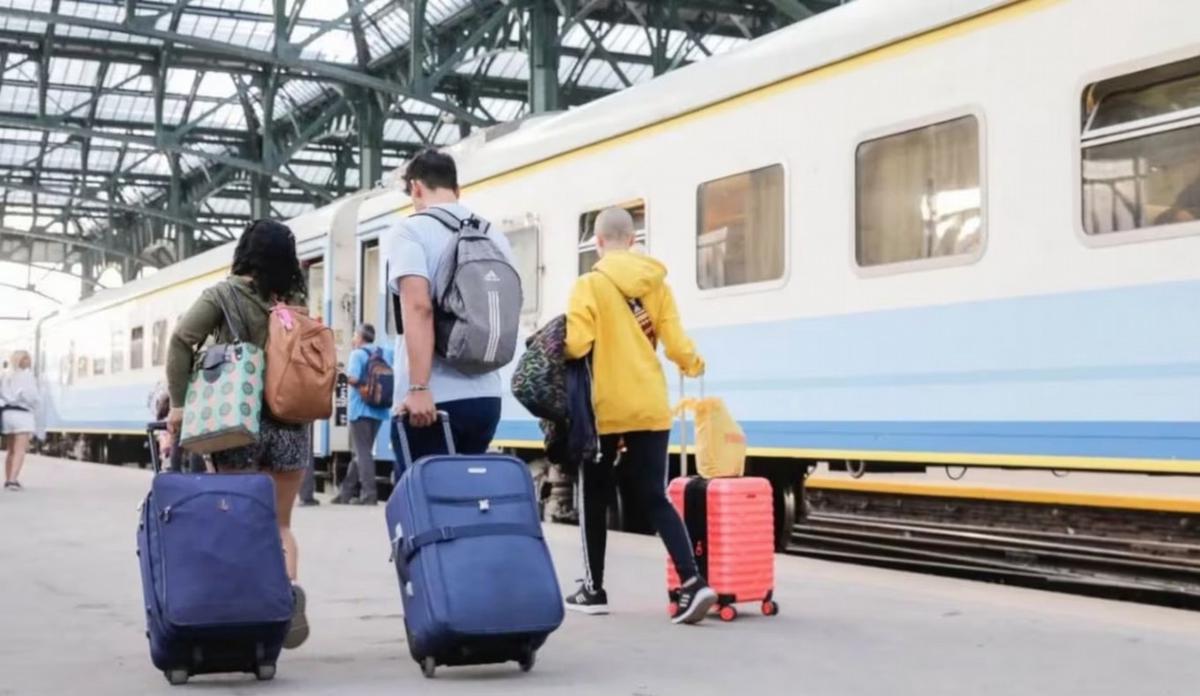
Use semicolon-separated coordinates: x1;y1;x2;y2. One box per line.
16;0;1199;529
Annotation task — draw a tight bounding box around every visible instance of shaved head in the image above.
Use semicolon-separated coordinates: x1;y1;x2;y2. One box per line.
594;207;636;245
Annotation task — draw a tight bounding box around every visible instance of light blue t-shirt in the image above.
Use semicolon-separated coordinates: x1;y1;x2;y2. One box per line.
347;343;393;422
384;203;515;408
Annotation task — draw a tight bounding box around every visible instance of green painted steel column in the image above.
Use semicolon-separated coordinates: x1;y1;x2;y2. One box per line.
529;0;561;114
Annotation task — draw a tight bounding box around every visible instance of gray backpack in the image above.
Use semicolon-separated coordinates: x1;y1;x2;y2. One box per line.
410;207;523;375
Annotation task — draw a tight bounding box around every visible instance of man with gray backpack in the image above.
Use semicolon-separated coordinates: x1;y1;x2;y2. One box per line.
384;149;522;470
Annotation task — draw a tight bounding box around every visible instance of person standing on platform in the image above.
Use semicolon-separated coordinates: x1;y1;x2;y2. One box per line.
561;207;717;625
332;323;393;505
2;350;40;491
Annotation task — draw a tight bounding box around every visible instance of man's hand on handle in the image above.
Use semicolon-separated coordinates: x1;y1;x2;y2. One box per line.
395;389;437;428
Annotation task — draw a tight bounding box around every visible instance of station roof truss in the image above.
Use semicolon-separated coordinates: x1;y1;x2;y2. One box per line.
0;0;846;298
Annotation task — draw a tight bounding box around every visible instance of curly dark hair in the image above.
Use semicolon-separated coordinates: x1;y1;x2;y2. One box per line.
231;219;306;301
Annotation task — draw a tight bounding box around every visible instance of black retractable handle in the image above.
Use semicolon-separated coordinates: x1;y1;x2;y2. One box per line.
146;421;183;474
394;410;455;467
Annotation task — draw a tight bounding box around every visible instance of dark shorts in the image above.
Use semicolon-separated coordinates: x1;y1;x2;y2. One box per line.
211;413;310;474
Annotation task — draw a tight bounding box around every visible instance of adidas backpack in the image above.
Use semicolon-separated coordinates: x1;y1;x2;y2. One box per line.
358;347;394;408
417;208;523;375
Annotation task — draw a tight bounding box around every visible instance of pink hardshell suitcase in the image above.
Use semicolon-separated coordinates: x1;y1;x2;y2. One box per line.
666;476;778;621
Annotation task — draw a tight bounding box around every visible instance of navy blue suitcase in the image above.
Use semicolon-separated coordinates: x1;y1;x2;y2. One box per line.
385;414;564;678
137;422;293;685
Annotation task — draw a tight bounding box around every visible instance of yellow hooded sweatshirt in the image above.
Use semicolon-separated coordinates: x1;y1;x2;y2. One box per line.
565;250;704;435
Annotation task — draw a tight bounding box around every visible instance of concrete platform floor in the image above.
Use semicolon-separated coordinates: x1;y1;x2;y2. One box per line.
1;456;1198;696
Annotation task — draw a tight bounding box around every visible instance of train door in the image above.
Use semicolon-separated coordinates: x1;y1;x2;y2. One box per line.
324;191;392;462
302;255;333;458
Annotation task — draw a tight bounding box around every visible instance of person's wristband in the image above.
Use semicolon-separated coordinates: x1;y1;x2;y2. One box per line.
408;384;430;393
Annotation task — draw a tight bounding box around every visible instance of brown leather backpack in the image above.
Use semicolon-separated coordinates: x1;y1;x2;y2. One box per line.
265;303;336;424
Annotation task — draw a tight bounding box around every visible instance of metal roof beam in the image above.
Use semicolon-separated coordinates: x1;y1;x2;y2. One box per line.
1;7;490;128
0;280;65;305
0;180;219;235
763;0;815;21
0;114;332;201
0;226;142;263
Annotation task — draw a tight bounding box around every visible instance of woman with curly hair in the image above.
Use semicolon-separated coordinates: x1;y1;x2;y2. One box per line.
165;219;312;650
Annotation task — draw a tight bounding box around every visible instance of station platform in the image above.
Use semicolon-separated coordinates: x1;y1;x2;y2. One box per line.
2;456;1199;696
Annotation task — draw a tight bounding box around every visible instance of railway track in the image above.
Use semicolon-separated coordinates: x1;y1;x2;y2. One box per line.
788;513;1200;610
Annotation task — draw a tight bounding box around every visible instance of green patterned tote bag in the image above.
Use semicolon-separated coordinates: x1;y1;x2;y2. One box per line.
179;288;264;454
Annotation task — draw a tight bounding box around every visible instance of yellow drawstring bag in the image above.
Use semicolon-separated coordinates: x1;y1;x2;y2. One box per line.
676;396;747;479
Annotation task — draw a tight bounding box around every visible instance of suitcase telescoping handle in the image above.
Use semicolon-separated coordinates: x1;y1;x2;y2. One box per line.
393;410;455;467
146;421;183;474
677;373;706;478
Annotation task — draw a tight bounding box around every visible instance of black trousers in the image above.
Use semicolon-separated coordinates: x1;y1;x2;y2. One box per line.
579;430;698;591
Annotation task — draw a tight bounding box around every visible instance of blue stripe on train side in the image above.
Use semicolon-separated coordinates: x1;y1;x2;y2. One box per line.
46;280;1200;465
491;279;1200;463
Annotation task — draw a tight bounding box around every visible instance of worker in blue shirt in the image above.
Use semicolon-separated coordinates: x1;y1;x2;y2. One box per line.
332;323;393;505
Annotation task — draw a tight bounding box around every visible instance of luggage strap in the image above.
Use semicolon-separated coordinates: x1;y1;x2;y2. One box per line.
405;522;543;559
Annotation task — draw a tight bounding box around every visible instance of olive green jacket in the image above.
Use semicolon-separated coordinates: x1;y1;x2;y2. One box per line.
165;276;302;407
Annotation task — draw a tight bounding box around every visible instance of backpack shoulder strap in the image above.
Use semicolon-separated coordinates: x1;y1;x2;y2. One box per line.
412;207;463;233
387;261;404;336
211;282;246;344
595;271;657;348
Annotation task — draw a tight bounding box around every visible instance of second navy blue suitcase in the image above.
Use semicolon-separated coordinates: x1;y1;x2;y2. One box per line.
385;414;564;678
137;422;294;685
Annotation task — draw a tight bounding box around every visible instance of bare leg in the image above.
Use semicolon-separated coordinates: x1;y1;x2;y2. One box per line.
269;469;305;581
9;434;29;482
4;435;13;482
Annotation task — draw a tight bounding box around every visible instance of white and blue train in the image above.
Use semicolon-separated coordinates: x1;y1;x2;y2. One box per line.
7;0;1199;500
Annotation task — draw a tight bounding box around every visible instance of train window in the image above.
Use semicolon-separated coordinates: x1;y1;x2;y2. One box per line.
855;115;983;267
76;355;87;379
696;165;785;289
578;201;646;275
1081;56;1200;235
130;326;144;370
505;223;540;314
110;330;124;374
151;320;168;367
361;245;381;327
93;356;106;376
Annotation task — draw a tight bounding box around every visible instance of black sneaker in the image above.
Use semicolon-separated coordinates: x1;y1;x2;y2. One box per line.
350;496;378;506
671;577;717;625
564;583;609;615
4;481;21;491
284;585;310;649
299;498;321;507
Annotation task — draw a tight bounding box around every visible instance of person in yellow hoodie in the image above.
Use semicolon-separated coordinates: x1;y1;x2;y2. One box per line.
563;207;717;625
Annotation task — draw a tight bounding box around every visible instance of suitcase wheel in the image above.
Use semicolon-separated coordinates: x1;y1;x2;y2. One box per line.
255;664;277;681
718;605;738;622
421;657;437;679
761;600;780;617
164;668;189;686
519;648;536;673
